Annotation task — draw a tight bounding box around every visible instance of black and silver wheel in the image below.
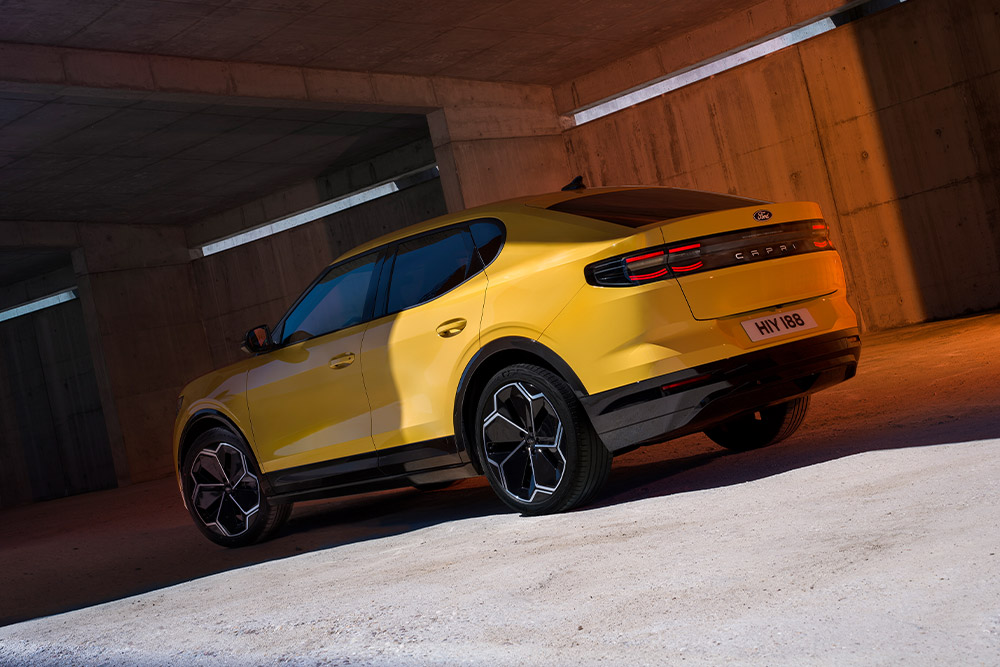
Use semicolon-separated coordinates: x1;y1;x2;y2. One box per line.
475;364;611;515
704;396;811;452
181;427;290;548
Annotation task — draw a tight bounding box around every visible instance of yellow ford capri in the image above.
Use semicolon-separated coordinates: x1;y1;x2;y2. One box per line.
174;185;861;547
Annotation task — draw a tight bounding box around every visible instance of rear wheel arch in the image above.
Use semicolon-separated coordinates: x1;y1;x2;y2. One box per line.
454;338;590;474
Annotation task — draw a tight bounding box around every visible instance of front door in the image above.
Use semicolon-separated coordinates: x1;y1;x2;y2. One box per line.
246;251;379;474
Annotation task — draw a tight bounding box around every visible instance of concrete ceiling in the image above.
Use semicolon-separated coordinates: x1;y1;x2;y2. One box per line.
0;90;428;225
1;0;760;85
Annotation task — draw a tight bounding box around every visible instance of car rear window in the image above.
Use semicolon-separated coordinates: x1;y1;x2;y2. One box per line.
547;188;765;228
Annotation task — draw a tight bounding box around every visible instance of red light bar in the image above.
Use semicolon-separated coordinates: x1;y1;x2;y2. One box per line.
670;261;704;273
669;243;701;253
812;224;827;230
627;269;669;281
626;250;665;264
813;240;829;248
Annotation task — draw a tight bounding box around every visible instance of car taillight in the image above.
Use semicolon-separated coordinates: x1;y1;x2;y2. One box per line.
585;220;834;287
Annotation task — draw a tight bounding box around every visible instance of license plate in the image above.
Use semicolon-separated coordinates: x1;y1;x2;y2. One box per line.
741;308;818;342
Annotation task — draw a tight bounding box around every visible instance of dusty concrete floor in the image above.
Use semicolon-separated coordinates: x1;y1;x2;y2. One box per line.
2;314;1000;665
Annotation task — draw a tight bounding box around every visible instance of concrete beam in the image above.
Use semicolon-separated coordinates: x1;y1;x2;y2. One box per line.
0;42;559;123
0;221;80;249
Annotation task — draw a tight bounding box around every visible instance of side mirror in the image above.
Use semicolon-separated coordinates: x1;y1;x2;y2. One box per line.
241;324;273;355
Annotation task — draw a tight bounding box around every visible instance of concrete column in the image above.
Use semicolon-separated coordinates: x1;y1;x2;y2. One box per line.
427;82;572;211
73;223;213;483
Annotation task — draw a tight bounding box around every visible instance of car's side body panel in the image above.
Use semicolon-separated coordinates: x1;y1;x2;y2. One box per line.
361;271;487;452
476;209;630;346
172;365;255;505
245;322;374;473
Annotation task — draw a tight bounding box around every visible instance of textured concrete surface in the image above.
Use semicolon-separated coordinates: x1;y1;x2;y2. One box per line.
0;93;428;225
0;297;116;508
1;313;999;664
0;0;774;86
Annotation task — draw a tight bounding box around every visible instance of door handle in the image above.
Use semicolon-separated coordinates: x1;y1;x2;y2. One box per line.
436;318;467;338
329;352;356;369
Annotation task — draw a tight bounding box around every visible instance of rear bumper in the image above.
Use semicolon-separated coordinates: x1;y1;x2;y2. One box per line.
580;329;861;452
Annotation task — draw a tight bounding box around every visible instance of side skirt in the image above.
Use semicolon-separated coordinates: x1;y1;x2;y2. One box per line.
264;437;477;502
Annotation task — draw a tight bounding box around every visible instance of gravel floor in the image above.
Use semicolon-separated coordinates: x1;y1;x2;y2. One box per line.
2;314;999;665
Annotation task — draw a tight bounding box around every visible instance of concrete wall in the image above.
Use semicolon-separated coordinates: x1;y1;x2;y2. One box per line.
187;139;439;249
426;82;571;211
562;0;1000;330
0;295;117;508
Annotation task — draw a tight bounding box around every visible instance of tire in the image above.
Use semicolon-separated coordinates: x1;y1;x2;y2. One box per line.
704;396;810;452
181;427;291;548
474;363;612;515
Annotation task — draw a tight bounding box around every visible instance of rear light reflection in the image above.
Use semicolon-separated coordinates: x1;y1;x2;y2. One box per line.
662;374;711;392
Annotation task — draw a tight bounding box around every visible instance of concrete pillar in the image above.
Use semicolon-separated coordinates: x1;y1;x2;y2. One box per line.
427;82;572;211
73;223;213;483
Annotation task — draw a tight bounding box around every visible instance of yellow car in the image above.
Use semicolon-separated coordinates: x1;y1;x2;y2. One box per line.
175;185;860;547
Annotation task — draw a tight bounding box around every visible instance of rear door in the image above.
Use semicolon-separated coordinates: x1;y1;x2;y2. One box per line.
361;224;487;468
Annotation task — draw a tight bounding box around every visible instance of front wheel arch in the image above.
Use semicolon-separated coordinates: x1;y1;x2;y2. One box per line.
178;410;273;498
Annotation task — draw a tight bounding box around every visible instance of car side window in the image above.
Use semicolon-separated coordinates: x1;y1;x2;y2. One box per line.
280;252;377;345
386;227;478;314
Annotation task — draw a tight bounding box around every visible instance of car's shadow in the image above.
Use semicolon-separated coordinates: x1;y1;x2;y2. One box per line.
593;406;1000;509
3;398;998;627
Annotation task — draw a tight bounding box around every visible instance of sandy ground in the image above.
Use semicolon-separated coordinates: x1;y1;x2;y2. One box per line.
2;313;1000;665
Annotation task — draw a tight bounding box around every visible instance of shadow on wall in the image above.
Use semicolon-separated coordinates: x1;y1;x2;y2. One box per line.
810;0;1000;329
0;298;116;508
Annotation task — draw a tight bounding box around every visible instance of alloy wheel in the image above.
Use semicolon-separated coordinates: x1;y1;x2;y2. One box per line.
482;381;566;503
188;442;261;537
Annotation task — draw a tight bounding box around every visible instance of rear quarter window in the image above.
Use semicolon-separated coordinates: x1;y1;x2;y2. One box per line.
469;219;505;267
386;226;479;314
